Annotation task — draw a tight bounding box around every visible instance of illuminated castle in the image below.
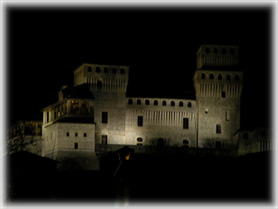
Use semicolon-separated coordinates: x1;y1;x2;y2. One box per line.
9;44;270;170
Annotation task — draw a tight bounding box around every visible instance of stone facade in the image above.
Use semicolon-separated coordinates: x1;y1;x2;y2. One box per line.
10;44;270;170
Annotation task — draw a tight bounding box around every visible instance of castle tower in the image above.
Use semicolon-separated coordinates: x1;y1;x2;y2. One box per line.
74;64;129;145
193;45;243;148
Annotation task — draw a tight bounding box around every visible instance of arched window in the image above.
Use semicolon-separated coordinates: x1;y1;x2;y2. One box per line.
218;74;222;80
128;99;133;105
137;99;141;105
104;68;108;73
162;101;167;106
154;100;158;105
227;75;231;81
137;137;143;142
113;68;117;74
210;74;214;80
183;139;189;146
235;75;240;81
171;101;175;106
87;66;92;72
214;48;218;54
187;102;192;108
120;69;125;74
179;102;183;107
96;67;101;73
222;48;226;55
145;100;150;105
201;73;206;79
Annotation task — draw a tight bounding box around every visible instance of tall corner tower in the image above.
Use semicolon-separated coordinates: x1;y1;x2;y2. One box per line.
73;64;129;145
193;45;243;148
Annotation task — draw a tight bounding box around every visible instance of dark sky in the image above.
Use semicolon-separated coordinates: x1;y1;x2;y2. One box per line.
6;6;272;130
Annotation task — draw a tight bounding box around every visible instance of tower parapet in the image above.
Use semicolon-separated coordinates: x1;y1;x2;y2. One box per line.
197;45;239;69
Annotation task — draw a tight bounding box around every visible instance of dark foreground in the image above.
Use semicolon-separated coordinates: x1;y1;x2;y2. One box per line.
6;150;272;205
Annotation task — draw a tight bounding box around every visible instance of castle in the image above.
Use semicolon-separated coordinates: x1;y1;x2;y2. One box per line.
8;44;270;170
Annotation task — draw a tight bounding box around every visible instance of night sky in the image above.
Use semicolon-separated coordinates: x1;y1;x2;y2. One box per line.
6;5;272;130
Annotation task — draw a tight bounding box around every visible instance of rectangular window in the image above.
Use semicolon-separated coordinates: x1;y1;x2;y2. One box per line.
226;111;230;121
47;112;49;123
74;143;78;149
102;112;108;123
102;135;107;144
66;132;69;137
222;91;226;98
84;133;87;137
183;118;189;129
75;133;78;137
216;124;221;134
137;116;143;127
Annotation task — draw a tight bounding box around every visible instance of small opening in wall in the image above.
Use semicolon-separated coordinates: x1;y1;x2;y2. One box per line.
138;116;143;127
183;118;189;129
104;68;108;73
222;91;226;98
128;99;133;105
137;99;141;105
210;74;214;79
102;112;108;123
137;137;143;142
205;109;208;114
201;73;206;79
154;100;158;105
96;67;100;73
145;100;150;105
171;101;175;106
66;132;69;137
179;102;183;107
113;68;117;74
84;133;87;137
216;124;221;134
74;143;78;149
187;102;192;108
75;133;78;137
227;75;231;81
163;101;167;106
102;135;107;144
218;74;222;80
